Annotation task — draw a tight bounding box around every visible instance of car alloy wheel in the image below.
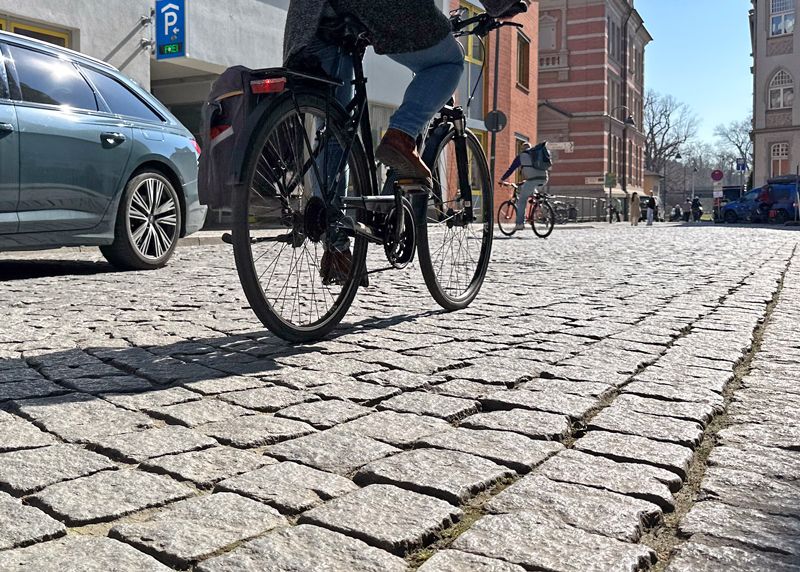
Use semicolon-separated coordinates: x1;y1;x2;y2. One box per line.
127;176;179;261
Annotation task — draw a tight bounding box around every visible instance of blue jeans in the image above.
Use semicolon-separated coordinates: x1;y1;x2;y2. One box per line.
517;181;538;226
315;34;465;139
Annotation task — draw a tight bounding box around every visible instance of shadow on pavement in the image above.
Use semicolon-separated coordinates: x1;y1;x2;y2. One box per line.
0;260;119;281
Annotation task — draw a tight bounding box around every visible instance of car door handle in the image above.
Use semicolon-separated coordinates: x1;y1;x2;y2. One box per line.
101;132;127;147
0;122;13;133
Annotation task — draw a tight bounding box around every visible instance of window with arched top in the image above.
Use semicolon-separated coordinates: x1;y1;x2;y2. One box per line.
769;70;794;109
771;143;790;177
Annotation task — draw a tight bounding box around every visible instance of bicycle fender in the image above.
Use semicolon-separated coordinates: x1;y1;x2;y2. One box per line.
421;124;452;169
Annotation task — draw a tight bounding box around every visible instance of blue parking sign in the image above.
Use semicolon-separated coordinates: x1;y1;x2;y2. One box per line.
156;0;186;60
736;158;747;171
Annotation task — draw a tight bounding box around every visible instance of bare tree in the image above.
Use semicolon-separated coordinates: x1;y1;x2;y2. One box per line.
643;90;699;174
714;114;754;169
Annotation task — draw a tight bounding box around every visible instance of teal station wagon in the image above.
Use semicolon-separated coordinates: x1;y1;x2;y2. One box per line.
0;30;206;269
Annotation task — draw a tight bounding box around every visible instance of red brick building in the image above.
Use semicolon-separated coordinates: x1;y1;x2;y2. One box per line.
451;0;540;208
537;0;650;208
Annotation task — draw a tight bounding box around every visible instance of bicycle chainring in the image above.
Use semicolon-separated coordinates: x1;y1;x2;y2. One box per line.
384;202;416;269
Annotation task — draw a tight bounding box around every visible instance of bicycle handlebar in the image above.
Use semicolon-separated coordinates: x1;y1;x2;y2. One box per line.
451;10;525;37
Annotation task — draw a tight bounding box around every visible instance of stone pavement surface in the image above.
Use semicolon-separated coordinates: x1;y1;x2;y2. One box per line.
0;224;799;571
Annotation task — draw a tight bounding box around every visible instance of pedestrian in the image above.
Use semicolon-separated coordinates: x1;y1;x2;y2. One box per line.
629;192;641;226
646;194;656;226
683;198;692;222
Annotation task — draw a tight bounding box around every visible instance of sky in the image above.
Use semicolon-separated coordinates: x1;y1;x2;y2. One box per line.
635;0;753;143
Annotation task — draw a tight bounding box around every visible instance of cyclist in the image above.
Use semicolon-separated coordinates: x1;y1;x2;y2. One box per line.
499;142;551;230
284;0;527;281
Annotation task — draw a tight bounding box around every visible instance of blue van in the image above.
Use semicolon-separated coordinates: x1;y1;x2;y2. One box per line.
0;30;206;269
721;189;760;223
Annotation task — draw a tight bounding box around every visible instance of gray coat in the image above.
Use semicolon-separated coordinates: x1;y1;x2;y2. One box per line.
284;0;522;65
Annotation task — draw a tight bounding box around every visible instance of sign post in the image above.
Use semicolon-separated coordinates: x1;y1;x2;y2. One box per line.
736;157;747;199
156;0;186;60
711;170;724;223
605;172;617;223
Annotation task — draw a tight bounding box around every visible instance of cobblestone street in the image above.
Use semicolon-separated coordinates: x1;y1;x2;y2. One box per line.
0;224;798;571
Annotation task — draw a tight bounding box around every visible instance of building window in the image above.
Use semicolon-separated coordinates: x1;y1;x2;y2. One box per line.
770;0;795;37
6;19;70;47
517;32;530;90
769;70;794;109
514;137;529;183
456;2;486;121
771;143;790;177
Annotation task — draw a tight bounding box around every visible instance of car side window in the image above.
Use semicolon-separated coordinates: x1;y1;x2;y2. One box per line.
8;45;97;111
80;66;162;122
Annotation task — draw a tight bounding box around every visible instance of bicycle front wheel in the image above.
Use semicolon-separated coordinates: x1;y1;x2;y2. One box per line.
497;200;518;236
531;200;555;238
419;127;493;310
232;91;369;342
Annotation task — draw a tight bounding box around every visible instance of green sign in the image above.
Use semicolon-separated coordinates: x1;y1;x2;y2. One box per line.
604;172;617;188
159;43;183;56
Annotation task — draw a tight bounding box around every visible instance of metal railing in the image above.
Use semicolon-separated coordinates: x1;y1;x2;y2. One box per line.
547;195;608;222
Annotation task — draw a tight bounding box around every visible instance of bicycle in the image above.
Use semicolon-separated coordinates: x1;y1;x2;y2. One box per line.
496;182;556;238
227;6;527;342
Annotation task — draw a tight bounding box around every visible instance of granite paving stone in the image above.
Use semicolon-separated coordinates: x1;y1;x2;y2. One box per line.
460;409;571;441
58;375;154;394
485;474;662;542
0;536;172;571
707;444;800;481
355;448;514;504
217;461;358;513
417;550;526;572
141;446;273;489
448;364;532;385
418;428;563;473
0;492;66;550
330;411;451;447
360;370;437;390
181;375;265;395
266;430;399;474
698;467;800;517
430;379;500;399
451;511;656;572
0;444;116;495
196;524;408;572
146;398;256;427
29;469;194;526
262;369;352;390
299;484;462;555
574;431;694;479
89;425;217;463
0;418;59;452
678;501;800;557
217;385;319;412
198;414;317;448
665;541;800;572
100;387;202;411
0;379;70;402
311;379;401;405
623;381;725;408
109;492;288;568
518;377;615;398
612;393;719;426
480;389;598;420
378;392;479;422
587;407;705;448
11;394;156;443
275;399;373;429
717;423;800;450
536;449;677;510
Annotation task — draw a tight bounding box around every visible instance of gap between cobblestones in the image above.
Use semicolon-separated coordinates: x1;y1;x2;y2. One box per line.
641;248;793;571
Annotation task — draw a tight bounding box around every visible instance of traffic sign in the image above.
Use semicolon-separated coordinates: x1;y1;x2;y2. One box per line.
736;158;747;171
711;169;724;182
156;0;186;60
485;110;507;133
713;180;723;198
548;141;575;153
585;176;605;185
604;172;617;188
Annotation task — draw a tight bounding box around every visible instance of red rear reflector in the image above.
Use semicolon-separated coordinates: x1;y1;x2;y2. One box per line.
191;138;202;155
251;78;286;94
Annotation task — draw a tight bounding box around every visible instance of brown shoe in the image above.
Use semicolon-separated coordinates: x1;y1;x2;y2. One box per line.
375;128;432;182
320;248;353;286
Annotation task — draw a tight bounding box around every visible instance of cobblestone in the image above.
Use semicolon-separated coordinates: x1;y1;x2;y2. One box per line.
141;446;272;489
266;430;399;474
0;492;65;550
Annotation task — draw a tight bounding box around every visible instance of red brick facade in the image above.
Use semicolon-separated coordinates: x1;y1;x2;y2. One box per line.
537;0;650;201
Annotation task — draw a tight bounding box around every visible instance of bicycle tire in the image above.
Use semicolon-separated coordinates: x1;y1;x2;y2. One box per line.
497;200;518;236
232;91;369;342
531;200;556;238
419;127;493;310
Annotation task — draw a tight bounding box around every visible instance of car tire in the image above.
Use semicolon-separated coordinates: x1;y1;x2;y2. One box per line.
101;171;182;270
774;209;789;224
723;210;738;224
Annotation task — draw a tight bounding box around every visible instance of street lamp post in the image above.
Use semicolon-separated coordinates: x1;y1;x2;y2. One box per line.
608;106;636;222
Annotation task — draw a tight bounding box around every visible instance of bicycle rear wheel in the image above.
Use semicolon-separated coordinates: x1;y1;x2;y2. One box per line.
232;91;369;342
531;200;555;238
419;127;493;310
497;200;518;236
